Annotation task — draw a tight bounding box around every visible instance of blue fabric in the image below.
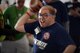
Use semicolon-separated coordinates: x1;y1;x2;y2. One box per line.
24;22;74;53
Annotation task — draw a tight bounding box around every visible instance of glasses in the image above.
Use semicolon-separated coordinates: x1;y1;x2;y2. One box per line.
38;13;54;18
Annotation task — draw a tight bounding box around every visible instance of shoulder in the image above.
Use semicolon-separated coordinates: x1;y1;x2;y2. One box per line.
52;23;64;30
4;5;15;12
48;23;65;33
23;6;29;12
8;5;15;9
23;6;28;9
52;23;67;33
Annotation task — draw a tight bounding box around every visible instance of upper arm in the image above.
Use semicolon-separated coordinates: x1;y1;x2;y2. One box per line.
14;10;37;33
14;13;30;32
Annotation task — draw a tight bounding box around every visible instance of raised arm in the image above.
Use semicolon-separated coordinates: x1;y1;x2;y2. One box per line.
15;10;37;32
15;0;43;32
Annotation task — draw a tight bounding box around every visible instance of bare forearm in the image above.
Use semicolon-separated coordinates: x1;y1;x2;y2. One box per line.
15;11;36;32
63;45;76;53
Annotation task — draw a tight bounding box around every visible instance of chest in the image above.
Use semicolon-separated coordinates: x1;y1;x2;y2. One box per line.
9;8;25;18
34;27;57;50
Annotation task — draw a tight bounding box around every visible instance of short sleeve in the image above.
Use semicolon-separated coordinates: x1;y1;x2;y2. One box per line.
24;21;39;34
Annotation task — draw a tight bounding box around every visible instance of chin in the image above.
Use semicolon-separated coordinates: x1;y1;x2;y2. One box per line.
40;25;46;28
40;23;47;28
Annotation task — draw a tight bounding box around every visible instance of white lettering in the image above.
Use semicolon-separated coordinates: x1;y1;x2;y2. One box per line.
34;38;47;50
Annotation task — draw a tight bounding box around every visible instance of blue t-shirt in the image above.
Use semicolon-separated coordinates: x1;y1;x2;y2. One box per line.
24;21;75;53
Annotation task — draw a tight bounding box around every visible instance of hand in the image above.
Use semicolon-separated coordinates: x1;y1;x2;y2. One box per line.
30;0;43;13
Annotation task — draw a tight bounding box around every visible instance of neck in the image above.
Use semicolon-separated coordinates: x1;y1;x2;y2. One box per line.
46;21;56;28
50;20;56;26
16;6;23;10
48;19;56;27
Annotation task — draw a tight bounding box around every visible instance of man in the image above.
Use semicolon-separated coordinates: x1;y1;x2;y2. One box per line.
65;0;80;53
1;0;31;53
15;5;76;53
42;0;68;25
41;0;69;32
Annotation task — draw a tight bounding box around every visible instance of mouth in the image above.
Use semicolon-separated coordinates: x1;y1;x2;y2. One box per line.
40;20;45;23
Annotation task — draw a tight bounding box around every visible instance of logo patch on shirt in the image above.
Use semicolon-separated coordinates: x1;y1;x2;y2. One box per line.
43;32;50;40
34;38;47;50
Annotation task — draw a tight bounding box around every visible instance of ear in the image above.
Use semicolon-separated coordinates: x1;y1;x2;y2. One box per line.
54;8;57;14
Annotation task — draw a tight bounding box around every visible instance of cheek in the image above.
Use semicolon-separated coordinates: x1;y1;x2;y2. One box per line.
46;18;51;23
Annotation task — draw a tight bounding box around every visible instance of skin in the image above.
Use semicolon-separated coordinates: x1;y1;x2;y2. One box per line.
16;0;25;10
38;7;56;28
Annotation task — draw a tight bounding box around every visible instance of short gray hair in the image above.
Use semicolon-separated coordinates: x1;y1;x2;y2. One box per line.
41;5;57;15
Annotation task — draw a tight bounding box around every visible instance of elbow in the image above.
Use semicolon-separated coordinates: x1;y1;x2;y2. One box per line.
14;24;26;32
14;24;20;32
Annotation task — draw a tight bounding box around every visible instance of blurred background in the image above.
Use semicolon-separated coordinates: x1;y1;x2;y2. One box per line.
0;0;80;11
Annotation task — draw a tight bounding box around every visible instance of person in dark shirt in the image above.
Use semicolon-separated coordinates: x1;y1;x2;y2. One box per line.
15;5;76;53
65;0;80;53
